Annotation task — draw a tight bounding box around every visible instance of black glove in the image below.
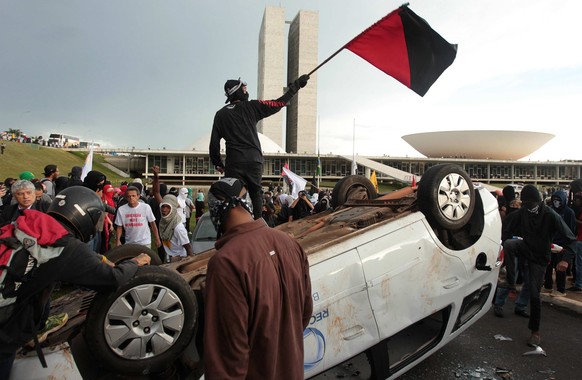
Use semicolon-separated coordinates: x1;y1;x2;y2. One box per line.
288;74;310;93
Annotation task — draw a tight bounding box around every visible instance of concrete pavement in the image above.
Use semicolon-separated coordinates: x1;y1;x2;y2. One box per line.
539;278;582;314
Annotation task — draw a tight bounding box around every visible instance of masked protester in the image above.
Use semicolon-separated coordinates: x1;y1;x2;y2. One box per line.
209;75;309;219
501;184;577;347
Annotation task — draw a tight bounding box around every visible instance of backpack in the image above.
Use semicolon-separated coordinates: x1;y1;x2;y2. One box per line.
0;210;68;325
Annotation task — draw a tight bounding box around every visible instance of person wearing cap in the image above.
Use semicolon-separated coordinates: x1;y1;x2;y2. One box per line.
203;178;312;380
66;166;83;188
40;164;59;200
19;171;35;181
209;74;310;219
501;184;577;347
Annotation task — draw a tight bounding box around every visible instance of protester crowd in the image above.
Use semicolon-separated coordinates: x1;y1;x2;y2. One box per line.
492;183;582;348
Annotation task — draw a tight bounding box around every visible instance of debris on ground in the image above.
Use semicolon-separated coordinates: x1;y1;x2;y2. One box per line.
493;334;513;341
495;367;513;379
522;346;547;357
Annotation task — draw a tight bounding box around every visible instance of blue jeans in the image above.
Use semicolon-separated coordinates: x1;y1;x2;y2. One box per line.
575;241;582;288
503;239;546;332
495;259;530;311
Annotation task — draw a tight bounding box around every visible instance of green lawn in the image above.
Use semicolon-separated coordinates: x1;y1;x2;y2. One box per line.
0;140;128;185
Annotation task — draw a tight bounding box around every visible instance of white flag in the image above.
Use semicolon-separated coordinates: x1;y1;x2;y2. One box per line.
80;144;94;181
282;167;307;199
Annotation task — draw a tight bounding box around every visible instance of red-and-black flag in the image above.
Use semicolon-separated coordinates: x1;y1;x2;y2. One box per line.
344;4;457;96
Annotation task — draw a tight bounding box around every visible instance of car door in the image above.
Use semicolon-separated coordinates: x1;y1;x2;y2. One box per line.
357;217;466;340
304;248;379;377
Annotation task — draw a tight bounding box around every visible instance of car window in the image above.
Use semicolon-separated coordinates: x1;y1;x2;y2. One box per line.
194;217;217;241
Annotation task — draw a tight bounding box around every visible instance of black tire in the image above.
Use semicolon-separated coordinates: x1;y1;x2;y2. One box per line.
417;164;475;230
105;244;162;266
84;266;198;375
331;175;378;209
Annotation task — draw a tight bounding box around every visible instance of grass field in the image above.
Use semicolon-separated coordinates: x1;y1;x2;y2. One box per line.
0;140;405;193
0;140;128;185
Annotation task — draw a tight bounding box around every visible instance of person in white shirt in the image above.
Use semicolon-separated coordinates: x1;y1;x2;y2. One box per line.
115;186;161;248
159;194;193;262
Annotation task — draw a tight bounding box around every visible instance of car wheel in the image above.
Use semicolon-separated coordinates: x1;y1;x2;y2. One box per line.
105;243;162;265
84;266;198;375
332;175;378;209
417;164;475;230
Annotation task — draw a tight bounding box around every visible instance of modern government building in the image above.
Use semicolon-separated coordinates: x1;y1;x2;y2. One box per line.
101;6;580;190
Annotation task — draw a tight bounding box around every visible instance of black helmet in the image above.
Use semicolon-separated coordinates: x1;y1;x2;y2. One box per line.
48;186;104;243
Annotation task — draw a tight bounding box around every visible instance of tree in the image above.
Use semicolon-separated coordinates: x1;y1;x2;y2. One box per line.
7;128;22;138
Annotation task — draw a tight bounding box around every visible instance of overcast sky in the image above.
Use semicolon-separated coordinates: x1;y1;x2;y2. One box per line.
1;0;581;161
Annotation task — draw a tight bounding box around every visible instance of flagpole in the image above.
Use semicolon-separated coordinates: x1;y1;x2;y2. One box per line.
352;119;357;175
317;116;321;189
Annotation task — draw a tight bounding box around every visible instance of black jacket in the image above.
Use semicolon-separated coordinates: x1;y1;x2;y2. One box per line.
502;203;577;265
209;91;295;167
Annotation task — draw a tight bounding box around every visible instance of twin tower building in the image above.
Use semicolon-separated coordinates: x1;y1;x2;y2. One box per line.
257;6;318;155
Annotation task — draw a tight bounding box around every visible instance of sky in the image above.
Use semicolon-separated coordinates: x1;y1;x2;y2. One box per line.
1;0;581;161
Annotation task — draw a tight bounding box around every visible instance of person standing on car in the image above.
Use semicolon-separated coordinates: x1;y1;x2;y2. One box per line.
203;178;312;379
0;186;151;379
501;184;576;347
209;75;309;219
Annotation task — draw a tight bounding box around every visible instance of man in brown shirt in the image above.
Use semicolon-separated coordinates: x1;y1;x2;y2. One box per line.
203;178;312;379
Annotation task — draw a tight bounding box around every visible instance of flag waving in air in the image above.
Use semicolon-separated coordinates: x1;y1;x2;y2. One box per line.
344;4;457;96
310;4;457;96
80;143;94;181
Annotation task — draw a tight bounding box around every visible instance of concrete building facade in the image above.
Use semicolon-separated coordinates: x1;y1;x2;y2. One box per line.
257;6;318;155
286;10;318;154
257;6;286;148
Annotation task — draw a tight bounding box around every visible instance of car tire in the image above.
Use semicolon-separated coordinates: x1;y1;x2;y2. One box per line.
84;266;198;375
332;175;378;209
105;243;162;266
417;164;475;230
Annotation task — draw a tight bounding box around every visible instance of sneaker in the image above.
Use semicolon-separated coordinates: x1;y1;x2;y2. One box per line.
493;306;504;318
37;312;68;343
25;312;69;348
551;290;566;297
514;309;530;318
541;287;552;294
527;333;541;347
566;286;582;293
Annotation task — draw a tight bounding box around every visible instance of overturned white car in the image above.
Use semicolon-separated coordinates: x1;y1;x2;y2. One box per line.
13;163;502;379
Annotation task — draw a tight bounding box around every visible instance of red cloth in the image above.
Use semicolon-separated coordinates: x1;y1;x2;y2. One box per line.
345;5;457;96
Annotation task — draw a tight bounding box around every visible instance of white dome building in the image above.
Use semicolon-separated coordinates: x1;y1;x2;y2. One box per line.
189;132;286;154
402;130;555;161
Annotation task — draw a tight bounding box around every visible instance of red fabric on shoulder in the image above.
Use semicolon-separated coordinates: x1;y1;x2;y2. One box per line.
15;210;69;246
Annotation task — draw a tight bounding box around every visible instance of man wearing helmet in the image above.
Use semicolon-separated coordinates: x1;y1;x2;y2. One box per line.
203;178;312;379
209;74;309;219
0;186;151;378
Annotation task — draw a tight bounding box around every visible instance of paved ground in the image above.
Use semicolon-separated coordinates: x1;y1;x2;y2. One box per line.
312;275;582;380
539;275;582;315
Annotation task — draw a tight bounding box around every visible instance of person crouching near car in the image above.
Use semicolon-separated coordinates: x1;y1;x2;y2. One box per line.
159;194;194;263
0;186;151;379
203;178;312;379
501;184;577;348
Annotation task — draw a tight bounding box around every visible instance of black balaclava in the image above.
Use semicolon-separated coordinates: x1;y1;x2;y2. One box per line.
520;184;542;214
208;177;253;237
224;78;249;104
